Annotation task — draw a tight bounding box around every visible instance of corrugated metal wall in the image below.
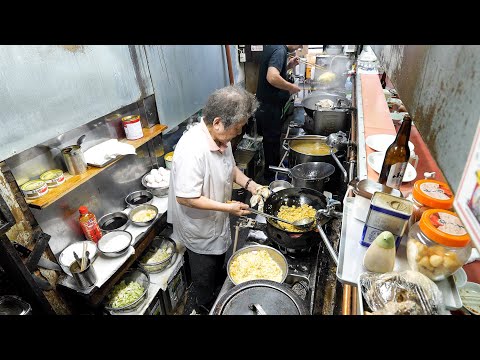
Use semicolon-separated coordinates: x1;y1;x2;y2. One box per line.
0;45;152;161
372;45;480;191
144;45;231;132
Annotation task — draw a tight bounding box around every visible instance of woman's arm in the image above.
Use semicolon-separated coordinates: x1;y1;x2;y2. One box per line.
176;195;250;216
233;166;259;194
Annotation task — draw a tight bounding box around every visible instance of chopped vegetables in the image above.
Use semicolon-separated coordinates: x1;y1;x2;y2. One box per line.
140;245;173;272
107;280;145;309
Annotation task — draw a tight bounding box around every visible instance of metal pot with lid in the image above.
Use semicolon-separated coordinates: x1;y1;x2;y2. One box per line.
301;91;352;135
211;280;309;315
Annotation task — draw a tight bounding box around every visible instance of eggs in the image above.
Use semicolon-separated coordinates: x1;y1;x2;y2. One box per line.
145;167;170;188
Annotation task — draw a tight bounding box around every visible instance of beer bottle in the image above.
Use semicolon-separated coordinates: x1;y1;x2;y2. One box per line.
378;115;412;189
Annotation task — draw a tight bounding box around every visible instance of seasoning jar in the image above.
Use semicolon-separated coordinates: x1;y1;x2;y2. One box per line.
40;169;65;188
351;179;402;222
406;179;454;224
406;209;471;281
122;115;144;140
20;179;48;199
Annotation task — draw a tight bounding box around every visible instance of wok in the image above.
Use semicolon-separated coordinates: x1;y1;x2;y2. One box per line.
263;187;328;250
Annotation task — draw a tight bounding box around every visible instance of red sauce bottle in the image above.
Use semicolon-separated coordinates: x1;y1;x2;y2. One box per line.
78;206;102;243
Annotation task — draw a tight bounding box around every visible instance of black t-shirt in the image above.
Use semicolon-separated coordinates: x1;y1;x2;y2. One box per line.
255;45;290;105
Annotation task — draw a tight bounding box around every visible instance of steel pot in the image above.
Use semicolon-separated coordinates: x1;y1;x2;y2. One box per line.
263;187;328;250
301;91;352;135
286;135;339;167
61;145;87;175
211;279;309;315
269;162;335;193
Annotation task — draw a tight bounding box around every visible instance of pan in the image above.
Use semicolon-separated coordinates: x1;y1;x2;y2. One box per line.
263;187;328;250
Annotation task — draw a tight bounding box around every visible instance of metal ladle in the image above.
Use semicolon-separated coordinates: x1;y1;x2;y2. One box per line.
247;208;314;230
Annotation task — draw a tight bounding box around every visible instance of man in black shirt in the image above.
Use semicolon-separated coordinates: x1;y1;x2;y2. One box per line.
255;45;303;182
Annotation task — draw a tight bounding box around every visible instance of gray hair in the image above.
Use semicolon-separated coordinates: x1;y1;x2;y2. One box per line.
203;85;259;128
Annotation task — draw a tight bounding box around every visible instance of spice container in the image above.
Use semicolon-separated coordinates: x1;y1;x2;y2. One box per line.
122;115;144;140
164;151;174;170
351;179;402;222
20;179;48;199
406;179;454;224
361;192;413;248
406;209;471;281
40;169;65;188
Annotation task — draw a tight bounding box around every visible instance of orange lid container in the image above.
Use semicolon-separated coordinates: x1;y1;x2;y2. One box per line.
412;179;454;209
419;209;470;248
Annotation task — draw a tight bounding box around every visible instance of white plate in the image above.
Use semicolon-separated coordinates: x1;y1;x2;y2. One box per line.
453;268;468;288
366;134;415;152
459;282;480;315
367;151;417;182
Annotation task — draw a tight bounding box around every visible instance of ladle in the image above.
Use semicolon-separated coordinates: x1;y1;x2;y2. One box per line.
247;208;314;230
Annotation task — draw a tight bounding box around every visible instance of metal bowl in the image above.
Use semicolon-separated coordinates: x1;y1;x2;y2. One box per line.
141;173;169;197
104;268;150;313
227;244;288;286
125;190;154;208
269;180;293;193
128;204;159;227
97;230;132;258
59;241;98;274
98;211;129;232
139;237;177;273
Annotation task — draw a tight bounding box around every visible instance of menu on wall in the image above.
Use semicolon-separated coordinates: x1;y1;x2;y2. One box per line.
455;120;480;250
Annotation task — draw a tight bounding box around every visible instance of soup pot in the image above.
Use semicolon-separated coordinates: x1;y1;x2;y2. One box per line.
301;91;352;135
285;135;339;167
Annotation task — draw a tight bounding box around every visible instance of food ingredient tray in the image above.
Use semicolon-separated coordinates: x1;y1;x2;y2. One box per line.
337;197;462;310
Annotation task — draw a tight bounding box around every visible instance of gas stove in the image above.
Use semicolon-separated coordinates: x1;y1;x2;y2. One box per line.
234;215;321;314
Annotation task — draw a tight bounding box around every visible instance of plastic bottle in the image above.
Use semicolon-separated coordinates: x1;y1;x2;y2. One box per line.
78;206;102;243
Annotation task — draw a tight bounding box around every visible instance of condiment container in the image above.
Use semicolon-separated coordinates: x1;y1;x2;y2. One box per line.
406;209;471;281
122;115;144;140
20;179;48;199
351;179;402;222
78;206;102;243
61;145;87;175
361;192;413;249
40;169;65;188
164;151;174;170
406;179;454;225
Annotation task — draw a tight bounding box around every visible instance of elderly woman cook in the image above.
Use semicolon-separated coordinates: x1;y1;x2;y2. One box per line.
167;85;263;314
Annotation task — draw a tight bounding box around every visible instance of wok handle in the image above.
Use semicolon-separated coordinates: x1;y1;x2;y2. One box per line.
247;208;296;226
317;225;338;265
269;166;290;175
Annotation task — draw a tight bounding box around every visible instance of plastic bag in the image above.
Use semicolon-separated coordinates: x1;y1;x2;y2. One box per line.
359;270;448;315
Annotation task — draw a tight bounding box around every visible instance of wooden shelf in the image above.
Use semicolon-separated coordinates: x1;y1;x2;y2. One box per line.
26;124;168;210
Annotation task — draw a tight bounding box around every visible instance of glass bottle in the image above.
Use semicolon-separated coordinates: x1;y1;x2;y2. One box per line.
78;206;102;243
378;115;412;189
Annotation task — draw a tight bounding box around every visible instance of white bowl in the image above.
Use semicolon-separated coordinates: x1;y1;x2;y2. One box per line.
366;134;414;152
459;282;480;315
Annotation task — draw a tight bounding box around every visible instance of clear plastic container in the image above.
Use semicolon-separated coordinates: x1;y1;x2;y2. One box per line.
406;209;471;281
406;179;454;224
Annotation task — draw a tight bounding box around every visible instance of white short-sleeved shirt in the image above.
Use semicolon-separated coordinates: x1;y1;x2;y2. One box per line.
167;119;235;255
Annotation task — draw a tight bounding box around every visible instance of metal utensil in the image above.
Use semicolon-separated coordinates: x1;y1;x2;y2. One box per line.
247;208;312;230
77;134;86;147
73;251;82;268
249;303;267;315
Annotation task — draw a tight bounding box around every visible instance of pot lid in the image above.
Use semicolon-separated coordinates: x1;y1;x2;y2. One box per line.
213;280;308;315
0;295;31;315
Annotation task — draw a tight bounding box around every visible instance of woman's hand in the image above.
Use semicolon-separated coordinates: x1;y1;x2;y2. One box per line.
226;200;251;216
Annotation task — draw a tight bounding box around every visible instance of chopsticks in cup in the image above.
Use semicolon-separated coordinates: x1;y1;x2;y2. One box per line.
80;242;87;271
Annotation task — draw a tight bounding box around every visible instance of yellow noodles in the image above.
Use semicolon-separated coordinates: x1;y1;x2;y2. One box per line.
277;204;316;232
229;249;283;284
